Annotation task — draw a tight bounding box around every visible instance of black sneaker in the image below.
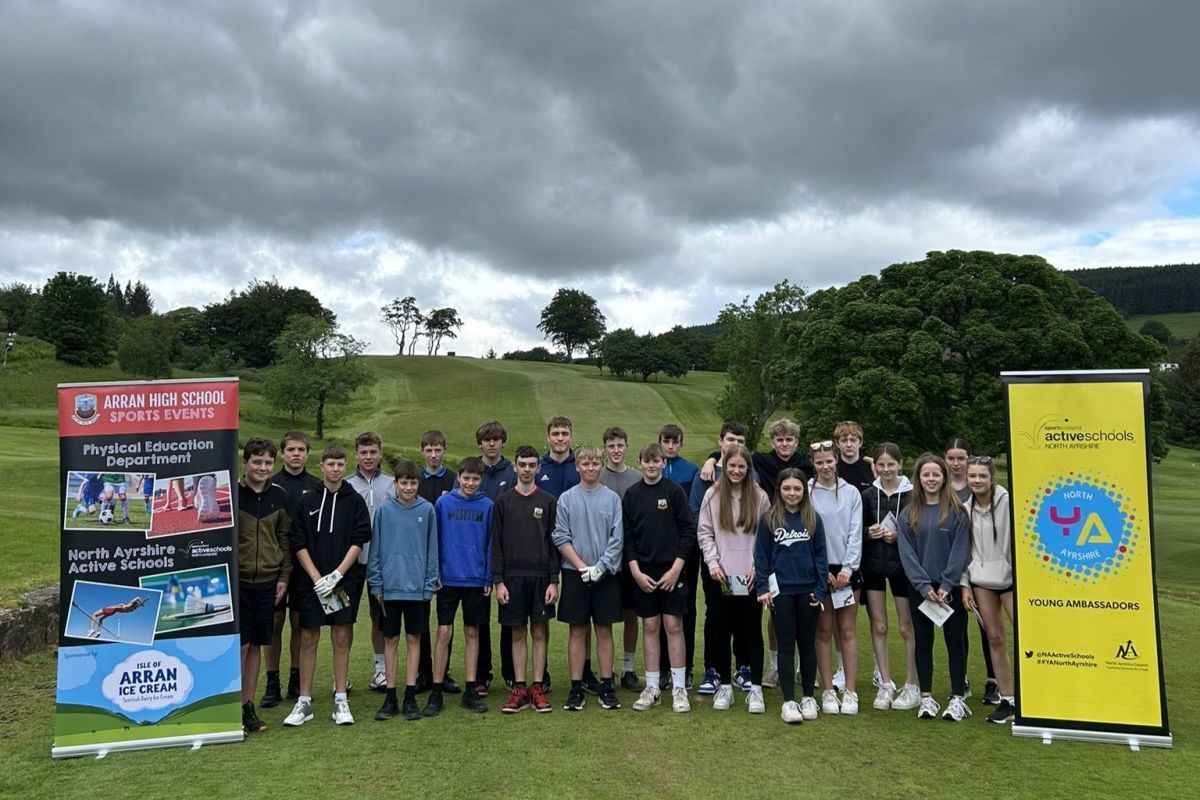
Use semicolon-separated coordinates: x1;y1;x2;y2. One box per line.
402;696;421;721
581;674;602;696
285;668;300;702
414;672;431;694
260;672;282;708
661;674;673;692
375;698;399;721
564;685;585;711
543;674;553;694
422;691;444;718
987;699;1016;724
442;673;462;694
460;690;488;713
685;670;694;690
598;685;621;710
476;678;491;698
983;680;1001;706
620;671;644;692
242;701;267;733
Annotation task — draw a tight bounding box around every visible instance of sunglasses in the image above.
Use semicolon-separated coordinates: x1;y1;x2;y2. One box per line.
967;455;993;465
809;440;835;451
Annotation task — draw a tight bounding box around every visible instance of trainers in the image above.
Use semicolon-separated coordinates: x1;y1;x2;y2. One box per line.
332;698;354;725
872;665;883;688
917;695;940;719
832;666;846;691
733;665;752;692
476;678;490;698
502;685;530;714
781;700;803;724
712;685;734;711
375;698;399;721
840;690;859;715
414;672;432;694
283;699;313;727
891;683;921;710
632;686;662;711
746;687;765;714
762;664;779;688
672;686;691;713
442;673;461;694
685;670;694;690
242;702;267;733
661;673;672;692
260;673;282;708
370;669;387;691
621;671;645;692
564;685;585;711
874;682;896;710
460;690;488;713
697;668;720;695
580;674;600;696
962;680;972;700
402;695;421;721
330;679;353;697
987;698;1016;724
285;669;300;702
422;691;444;717
543;674;553;694
529;683;552;713
799;696;819;720
821;688;841;715
983;680;1001;706
943;695;972;722
598;684;621;710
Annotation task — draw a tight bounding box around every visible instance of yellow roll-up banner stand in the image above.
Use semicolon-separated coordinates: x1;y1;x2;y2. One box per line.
1004;370;1170;748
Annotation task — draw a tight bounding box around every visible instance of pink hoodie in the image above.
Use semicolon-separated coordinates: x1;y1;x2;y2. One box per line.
697;484;769;577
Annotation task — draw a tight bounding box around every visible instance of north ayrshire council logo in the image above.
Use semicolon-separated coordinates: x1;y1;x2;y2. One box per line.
1023;472;1141;584
71;393;99;425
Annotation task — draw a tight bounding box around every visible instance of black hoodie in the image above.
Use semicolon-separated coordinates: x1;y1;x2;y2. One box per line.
291;481;371;585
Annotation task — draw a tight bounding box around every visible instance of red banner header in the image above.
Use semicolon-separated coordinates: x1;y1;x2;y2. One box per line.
58;379;240;437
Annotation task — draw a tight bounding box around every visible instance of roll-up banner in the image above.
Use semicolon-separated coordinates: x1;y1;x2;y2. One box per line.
1003;369;1171;748
54;378;243;758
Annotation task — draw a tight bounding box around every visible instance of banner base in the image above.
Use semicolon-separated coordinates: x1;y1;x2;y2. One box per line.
52;730;244;760
1013;725;1172;750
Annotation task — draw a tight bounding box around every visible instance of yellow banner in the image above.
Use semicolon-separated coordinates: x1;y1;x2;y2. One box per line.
1006;373;1168;739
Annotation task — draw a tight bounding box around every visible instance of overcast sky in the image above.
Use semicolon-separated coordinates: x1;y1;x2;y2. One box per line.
3;0;1198;355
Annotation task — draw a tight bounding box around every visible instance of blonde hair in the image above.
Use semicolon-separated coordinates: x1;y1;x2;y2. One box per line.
709;445;764;534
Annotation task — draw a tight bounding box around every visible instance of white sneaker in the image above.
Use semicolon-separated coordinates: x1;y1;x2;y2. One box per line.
283;699;313;726
781;700;803;724
943;695;972;722
762;664;779;688
632;686;662;711
917;695;940;719
712;685;734;711
672;687;691;713
872;665;883;688
891;683;921;710
821;688;841;715
840;690;859;715
832;666;846;691
332;698;354;725
874;682;896;710
369;669;386;691
800;696;819;720
746;687;765;714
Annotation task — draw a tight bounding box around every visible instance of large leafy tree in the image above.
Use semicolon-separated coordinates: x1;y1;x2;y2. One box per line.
264;315;373;439
1163;339;1200;447
31;272;118;366
637;332;689;383
789;250;1165;456
538;288;606;360
117;315;174;379
204;279;334;368
600;328;641;379
0;282;39;334
381;296;421;355
424;307;463;355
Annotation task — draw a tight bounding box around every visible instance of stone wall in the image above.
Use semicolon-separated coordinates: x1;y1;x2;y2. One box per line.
0;585;59;661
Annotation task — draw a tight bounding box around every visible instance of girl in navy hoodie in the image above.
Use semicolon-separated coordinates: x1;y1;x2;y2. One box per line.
755;469;827;724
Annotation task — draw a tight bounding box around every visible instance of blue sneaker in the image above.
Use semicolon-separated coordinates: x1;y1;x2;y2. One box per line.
733;665;752;692
697;668;720;695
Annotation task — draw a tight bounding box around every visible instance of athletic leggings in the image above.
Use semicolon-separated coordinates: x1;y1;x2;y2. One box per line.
772;595;820;703
706;594;763;684
909;588;967;696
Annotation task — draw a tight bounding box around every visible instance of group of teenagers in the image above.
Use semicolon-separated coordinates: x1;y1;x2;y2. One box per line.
234;415;1015;732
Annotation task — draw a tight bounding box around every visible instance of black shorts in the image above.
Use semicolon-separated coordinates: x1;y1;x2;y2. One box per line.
295;569;363;629
969;582;1013;595
497;575;556;626
861;569;907;597
239;581;277;646
558;569;622;625
631;564;689;619
379;600;430;638
827;564;864;592
619;565;638;610
436;586;491;627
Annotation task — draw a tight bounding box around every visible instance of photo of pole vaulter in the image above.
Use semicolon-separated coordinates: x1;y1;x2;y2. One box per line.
139;565;234;634
63;471;156;531
146;470;233;538
65;581;164;645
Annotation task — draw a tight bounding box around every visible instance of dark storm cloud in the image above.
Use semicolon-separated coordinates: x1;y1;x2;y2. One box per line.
1;0;1197;284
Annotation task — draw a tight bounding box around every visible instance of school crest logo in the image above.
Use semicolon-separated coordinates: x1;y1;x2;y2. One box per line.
72;393;99;426
533;507;544;520
656;499;668;510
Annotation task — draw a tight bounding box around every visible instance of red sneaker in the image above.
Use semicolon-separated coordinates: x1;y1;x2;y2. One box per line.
501;685;529;714
529;683;552;713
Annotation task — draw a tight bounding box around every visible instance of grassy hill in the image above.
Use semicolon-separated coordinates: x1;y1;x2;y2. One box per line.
1126;311;1200;342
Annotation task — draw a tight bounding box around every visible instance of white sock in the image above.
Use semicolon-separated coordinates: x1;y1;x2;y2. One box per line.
334;692;347;703
670;667;685;688
645;671;661;690
374;653;385;671
299;695;312;705
623;652;635;673
768;650;778;669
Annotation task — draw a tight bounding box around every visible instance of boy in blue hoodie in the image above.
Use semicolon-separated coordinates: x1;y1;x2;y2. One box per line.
369;460;438;722
426;457;494;716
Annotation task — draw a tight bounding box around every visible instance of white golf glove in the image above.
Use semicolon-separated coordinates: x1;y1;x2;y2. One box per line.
579;565;593;584
583;565;605;583
313;569;343;598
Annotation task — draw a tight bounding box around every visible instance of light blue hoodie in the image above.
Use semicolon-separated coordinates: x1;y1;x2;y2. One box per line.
368;495;439;601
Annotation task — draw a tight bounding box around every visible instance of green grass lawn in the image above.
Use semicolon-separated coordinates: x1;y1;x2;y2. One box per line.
1126;312;1200;341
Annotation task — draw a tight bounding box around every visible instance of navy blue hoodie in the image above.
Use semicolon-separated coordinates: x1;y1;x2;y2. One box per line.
753;510;828;602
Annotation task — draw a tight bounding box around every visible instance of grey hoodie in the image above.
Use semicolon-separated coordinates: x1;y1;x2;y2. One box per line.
552;483;624;575
348;467;395;565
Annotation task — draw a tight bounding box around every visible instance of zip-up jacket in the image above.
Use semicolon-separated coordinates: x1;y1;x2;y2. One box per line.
662;455;698;497
553;483;623;575
348;467;394;565
292;482;371;587
898;503;971;597
368;495;439;601
492;487;559;582
860;476;913;578
480;457;516;500
237;479;292;585
434;488;494;588
808;477;863;573
753;511;828;601
272;467;321;526
622;479;696;569
961;486;1013;590
697;485;770;578
536;450;579;498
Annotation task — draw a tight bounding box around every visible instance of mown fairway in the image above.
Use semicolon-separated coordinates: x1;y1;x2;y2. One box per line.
1126;312;1200;341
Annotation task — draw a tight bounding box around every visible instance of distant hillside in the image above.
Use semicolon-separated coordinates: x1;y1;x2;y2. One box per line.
1067;264;1200;315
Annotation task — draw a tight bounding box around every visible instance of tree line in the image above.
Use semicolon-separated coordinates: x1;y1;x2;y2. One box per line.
1068;264;1200;316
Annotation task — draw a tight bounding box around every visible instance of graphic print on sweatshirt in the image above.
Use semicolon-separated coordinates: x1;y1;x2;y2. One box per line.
773;527;812;547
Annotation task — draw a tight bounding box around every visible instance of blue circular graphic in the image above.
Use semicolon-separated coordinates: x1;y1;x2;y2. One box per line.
1033;478;1129;576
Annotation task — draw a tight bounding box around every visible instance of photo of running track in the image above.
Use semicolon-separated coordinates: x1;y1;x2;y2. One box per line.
147;471;233;537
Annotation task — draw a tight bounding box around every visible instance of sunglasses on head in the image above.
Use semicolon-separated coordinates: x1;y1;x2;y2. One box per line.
810;440;834;451
967;455;992;465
